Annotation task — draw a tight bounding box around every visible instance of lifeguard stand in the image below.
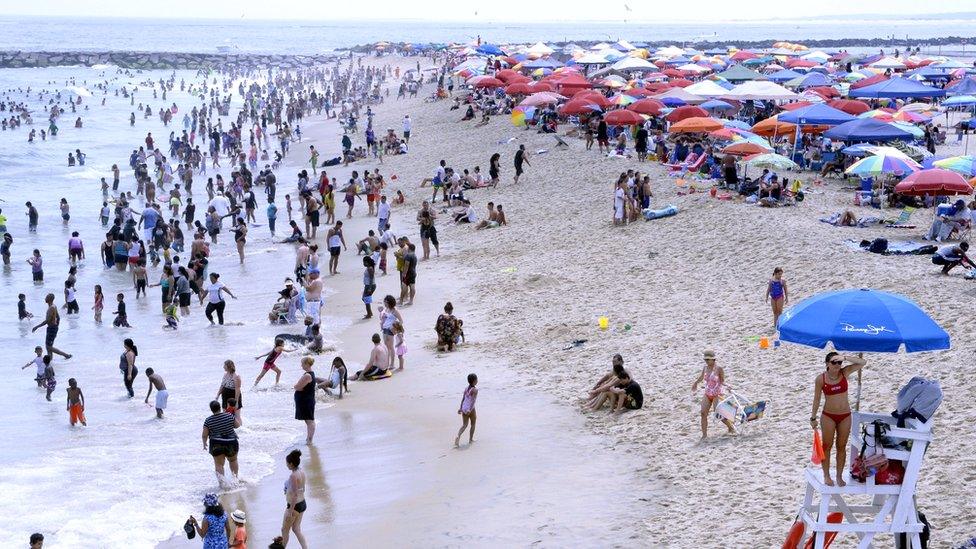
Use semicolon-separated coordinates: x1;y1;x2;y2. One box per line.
792;411;932;549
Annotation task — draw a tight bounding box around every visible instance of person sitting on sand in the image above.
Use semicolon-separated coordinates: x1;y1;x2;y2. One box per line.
932;241;974;275
435;302;462;352
317;356;348;397
451;200;477;224
811;352;866;486
475;203;507;230
351;333;390;380
461;104;475;121
586;354;627;409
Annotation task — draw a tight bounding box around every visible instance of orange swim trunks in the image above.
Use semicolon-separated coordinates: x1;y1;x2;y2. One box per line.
69;403;86;426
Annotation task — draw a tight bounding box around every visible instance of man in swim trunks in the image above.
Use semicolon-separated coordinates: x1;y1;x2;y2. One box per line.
31;293;71;360
144;368;168;419
304;269;323;325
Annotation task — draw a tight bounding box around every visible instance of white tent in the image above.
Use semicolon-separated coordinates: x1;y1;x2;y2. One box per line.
527;42;555;55
683;80;730;97
575;53;610;65
616;39;637;52
612;57;656;71
591;42;612;51
721;81;799;101
800;51;831;62
653;87;708;104
656;45;685;57
871;57;907;69
677;63;711;73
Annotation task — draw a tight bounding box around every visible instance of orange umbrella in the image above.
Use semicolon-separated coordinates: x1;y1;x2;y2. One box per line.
751;116;798;138
722;142;772;156
670;116;723;133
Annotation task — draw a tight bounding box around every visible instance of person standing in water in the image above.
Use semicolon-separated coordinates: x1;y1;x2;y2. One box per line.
27;249;43;282
120;338;139;398
204;272;236;325
326;221;346;275
32;293;71;360
281;449;308;549
293;357;317;445
202;401;242;486
217;360;243;411
66;378;86;426
764;267;788;331
144;368;168;419
454;373;478;447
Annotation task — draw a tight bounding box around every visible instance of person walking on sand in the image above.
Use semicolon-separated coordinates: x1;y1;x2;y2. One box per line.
188;493;231;548
811;352;866;487
765;267;789;331
513;145;529;184
254;338;285;386
281;449;308;549
294;357;317;444
378;296;403;368
691;350;735;439
144;368;168;419
454;373;478;447
32;293;72;360
66;378;86;426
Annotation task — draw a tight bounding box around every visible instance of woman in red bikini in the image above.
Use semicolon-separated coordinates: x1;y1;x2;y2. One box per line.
811;351;866;486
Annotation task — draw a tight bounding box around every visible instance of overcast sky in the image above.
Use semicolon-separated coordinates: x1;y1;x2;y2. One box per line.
0;0;972;22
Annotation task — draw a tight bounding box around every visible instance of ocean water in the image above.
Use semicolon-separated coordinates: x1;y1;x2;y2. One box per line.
0;65;351;547
0;16;976;54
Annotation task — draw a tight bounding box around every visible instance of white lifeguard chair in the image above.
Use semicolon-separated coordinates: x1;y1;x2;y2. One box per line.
792;411;932;549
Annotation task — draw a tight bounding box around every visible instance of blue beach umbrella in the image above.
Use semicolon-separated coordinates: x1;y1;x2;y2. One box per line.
779;289;950;353
700;99;735;112
943;95;976;108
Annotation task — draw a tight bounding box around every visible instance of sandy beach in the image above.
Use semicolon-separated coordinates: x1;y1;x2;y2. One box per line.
164;53;976;547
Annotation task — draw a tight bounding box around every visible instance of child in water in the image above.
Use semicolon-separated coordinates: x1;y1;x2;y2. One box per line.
18;293;32;320
163;301;179;330
454;373;478;448
113;292;131;327
42;355;56;401
22;346;45;387
66;378;86;426
93;285;104;323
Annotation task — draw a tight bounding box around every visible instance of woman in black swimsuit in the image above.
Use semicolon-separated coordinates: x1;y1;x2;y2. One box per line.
232;217;247;264
294;357;316;444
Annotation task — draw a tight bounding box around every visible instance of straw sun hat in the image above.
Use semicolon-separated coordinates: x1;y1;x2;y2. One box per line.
231;510;247;524
703;350;716;360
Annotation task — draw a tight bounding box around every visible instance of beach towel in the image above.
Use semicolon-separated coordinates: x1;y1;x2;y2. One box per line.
642;205;678;221
819;213;885;228
844;239;937;256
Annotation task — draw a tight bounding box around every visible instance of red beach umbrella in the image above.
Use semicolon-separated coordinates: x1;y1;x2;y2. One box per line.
504;82;533;95
731;50;758;61
603;109;645;126
828;99;871;115
663;68;686;78
780;101;814;111
894;169;973;196
722;142;771;155
495;69;520;82
666;105;709;122
573;90;611;108
528;82;554;93
627;98;666;116
669;78;693;87
474;77;504;89
808;86;840;99
624;87;655;98
850;73;889;90
558;99;602;116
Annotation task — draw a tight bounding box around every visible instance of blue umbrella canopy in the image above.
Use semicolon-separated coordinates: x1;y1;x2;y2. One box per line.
779;103;855;125
700;99;735;112
778;289;950;353
849;76;946;99
476;44;505;56
823;118;914;143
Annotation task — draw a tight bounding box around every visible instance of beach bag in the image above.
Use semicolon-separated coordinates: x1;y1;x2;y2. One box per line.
892;377;942;427
868;238;888;254
183;519;196;539
851;421;889;481
876;459;904;485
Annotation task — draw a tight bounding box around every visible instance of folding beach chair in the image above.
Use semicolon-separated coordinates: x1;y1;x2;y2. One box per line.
886;206;917;229
553;135;570;148
714;390;766;433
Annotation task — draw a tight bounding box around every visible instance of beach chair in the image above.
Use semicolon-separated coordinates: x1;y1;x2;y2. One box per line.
714;390;766;434
553;135;570;148
666;153;705;176
886;207;917;229
791;411;932;549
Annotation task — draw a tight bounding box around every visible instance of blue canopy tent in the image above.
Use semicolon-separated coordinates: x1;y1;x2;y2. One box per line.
947;77;976;96
823;118;914;143
849;77;946;99
523;58;563;69
767;69;804;83
476;44;505;56
779;103;855;125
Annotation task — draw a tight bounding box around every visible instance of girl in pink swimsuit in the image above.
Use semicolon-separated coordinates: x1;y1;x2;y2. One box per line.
454;373;478;448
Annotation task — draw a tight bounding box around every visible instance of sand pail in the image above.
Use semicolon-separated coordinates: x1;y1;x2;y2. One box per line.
598;316;609;330
759;336;770;349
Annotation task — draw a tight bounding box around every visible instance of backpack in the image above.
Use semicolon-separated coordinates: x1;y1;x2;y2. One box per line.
892;377;943;427
868;237;889;254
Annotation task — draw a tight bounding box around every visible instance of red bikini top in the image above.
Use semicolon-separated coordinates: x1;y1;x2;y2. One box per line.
822;373;848;396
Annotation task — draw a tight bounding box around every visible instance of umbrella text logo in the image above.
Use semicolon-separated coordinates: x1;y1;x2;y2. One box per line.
840;323;894;336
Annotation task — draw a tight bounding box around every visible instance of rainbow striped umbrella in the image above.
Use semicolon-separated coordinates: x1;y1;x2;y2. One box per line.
846;153;921;176
610;94;637;106
933;155;976;176
510;106;536;127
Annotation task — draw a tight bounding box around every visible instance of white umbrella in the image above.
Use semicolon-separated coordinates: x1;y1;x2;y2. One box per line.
721;81;799;101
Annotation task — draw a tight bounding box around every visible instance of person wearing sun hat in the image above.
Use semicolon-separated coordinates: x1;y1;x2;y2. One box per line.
230;509;248;549
188;492;230;548
691;350;735;439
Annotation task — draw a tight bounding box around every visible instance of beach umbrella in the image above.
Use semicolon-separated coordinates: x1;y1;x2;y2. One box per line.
891;121;925;139
504;83;534;96
670;116;723;133
604;109;645;126
827;99;871;115
780;101;814;112
779;288;950;410
845;153;921;177
528;82;554;93
823;118;914;143
722;119;753;130
573;90;611;108
943;95;976;108
518;92;566;107
477;44;505;56
751;116;799;138
849;76;945;99
894;169;973;196
661;97;687;107
722;142;772;156
665;105;709;122
891;110;931;123
626;98;665;116
558;99;602;116
700;99;736;113
744;153;799;170
933;155;976;176
610;94;637;106
778;103;855;125
510;106;535;127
